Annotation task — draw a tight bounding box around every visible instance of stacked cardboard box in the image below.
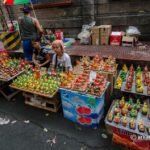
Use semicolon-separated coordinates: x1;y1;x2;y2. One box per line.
91;26;101;45
91;25;112;45
100;25;112;45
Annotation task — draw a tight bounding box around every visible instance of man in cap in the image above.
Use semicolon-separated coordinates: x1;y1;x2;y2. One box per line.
19;6;43;61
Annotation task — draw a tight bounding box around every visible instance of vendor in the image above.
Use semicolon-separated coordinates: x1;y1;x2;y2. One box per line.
32;39;51;68
51;40;72;73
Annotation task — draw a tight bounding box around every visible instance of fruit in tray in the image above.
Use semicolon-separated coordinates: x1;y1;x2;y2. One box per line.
125;69;134;91
115;76;122;89
122;64;128;73
72;72;89;92
130;105;138;118
90;55;102;70
136;70;144;93
101;63;115;73
80;56;90;69
143;66;149;86
129;118;136;130
0;58;29;80
119;96;125;108
60;73;76;88
136;65;141;73
138;119;145;132
121;103;128;116
136;99;141;111
122;115;128;127
114;101;121;115
128;98;133;110
12;73;60;95
142;102;148;115
113;113;120;124
105;56;116;65
129;64;135;72
86;73;107;96
107;111;113;122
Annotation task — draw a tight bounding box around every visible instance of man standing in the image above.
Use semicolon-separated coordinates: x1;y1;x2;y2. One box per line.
19;6;43;61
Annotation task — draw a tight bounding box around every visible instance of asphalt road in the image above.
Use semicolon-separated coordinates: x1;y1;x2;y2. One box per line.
0;92;124;150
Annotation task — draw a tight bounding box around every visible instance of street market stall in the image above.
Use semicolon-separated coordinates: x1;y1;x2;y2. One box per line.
0;50;28;100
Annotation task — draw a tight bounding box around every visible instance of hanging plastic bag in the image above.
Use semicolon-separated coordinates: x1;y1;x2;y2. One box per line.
126;26;141;36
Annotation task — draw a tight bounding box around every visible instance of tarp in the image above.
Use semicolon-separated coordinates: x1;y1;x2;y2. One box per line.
4;0;30;5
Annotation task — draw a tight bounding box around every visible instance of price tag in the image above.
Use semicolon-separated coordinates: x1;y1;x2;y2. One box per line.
89;71;97;82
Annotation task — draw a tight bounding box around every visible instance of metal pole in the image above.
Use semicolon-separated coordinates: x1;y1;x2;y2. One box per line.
30;0;37;19
5;5;14;30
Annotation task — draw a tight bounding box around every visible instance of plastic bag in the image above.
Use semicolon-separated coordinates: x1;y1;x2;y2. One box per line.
78;21;96;44
126;26;141;36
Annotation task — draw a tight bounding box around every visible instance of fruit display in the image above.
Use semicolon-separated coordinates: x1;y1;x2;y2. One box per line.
0;57;29;81
138;119;145;132
114;64;128;89
142;102;148;115
60;72;76;89
143;66;150;86
11;72;60;97
101;56;117;73
77;55;117;73
60;70;108;96
86;73;107;96
105;98;150;136
122;115;128;127
125;65;134;91
129;118;136;129
115;65;149;96
72;72;90;92
136;66;144;93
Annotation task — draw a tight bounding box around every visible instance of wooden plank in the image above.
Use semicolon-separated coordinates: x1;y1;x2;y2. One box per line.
25;97;60;113
10;85;58;99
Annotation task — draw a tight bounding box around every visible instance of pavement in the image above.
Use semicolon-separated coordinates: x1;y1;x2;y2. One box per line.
0;92;125;150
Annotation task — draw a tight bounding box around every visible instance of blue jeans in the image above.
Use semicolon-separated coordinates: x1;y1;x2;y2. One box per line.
23;39;33;61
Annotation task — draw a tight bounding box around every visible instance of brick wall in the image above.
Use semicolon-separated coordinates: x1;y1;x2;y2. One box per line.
11;0;150;40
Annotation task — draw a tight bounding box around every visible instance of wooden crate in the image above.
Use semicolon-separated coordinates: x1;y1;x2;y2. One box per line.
23;92;60;113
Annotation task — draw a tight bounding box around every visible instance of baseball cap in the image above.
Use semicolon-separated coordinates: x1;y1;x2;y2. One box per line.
22;6;32;13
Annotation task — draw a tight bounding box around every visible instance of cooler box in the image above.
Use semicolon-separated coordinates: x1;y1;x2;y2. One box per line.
110;32;122;46
60;89;105;128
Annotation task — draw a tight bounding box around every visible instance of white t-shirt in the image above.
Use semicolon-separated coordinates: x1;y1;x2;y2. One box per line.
52;53;72;71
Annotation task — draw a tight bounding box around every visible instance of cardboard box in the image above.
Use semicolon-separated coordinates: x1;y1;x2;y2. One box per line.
91;26;101;34
91;26;101;45
100;25;112;45
122;36;135;47
91;34;100;45
60;89;105;128
110;32;122;46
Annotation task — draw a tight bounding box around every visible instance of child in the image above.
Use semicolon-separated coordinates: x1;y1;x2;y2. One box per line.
51;40;72;73
47;29;56;44
32;39;51;68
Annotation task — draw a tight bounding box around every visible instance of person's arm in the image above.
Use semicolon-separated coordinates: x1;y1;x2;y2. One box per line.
51;54;56;69
39;53;51;67
33;18;43;33
32;53;40;66
65;54;72;73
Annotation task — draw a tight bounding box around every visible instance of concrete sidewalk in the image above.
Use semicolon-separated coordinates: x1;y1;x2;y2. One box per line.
0;93;124;150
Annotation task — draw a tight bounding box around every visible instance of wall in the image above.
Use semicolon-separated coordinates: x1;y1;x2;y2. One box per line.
11;0;150;40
